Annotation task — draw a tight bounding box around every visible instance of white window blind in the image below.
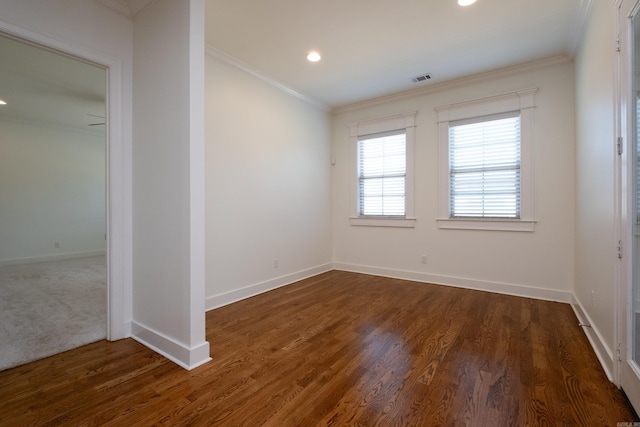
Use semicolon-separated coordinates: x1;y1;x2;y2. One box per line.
358;130;406;216
449;112;521;218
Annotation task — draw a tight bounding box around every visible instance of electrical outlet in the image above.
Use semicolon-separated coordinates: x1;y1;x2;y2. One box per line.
54;242;60;249
421;255;427;264
273;259;279;269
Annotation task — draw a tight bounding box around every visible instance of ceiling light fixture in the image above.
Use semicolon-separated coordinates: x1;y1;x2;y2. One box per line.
458;0;477;5
307;51;321;62
0;100;6;105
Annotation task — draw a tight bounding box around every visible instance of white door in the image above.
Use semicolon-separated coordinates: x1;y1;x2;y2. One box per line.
619;0;640;413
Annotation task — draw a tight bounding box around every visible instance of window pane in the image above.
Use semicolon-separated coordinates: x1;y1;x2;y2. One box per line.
449;115;521;218
358;132;406;216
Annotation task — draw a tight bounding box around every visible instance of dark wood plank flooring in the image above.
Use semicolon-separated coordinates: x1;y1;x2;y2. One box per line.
0;271;635;426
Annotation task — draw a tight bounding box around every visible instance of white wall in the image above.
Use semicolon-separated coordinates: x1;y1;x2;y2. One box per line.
132;0;210;369
204;53;332;308
574;0;618;376
332;59;576;301
0;120;105;264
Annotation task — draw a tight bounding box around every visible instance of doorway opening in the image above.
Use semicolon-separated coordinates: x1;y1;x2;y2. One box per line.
0;32;109;370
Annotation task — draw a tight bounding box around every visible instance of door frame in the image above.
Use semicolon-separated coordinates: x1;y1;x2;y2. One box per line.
0;20;131;341
617;0;640;413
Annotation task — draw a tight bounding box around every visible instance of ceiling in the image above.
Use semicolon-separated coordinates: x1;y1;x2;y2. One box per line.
204;0;589;109
0;0;589;132
0;34;106;133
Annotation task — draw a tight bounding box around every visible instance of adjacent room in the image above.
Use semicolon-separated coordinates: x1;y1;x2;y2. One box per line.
0;34;107;370
1;0;639;425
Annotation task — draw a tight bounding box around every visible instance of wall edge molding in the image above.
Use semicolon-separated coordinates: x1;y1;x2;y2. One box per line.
131;321;211;370
205;43;329;112
332;55;572;115
91;0;157;18
206;263;333;311
203;264;616;383
0;250;106;268
332;262;573;303
570;295;615;381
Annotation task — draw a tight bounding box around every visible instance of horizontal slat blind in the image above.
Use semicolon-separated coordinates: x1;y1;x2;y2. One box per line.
449;113;521;218
358;130;406;216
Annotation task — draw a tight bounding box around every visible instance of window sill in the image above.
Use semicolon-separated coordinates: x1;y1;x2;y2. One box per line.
437;218;535;232
350;217;417;228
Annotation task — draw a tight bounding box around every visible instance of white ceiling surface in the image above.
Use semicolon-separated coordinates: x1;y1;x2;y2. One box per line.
205;0;587;109
0;35;106;133
0;0;587;131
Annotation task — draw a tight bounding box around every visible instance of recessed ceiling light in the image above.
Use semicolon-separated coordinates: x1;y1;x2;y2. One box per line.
458;0;477;5
0;100;6;105
307;51;321;62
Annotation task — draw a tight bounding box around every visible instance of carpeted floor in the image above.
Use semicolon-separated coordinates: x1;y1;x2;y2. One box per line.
0;256;106;371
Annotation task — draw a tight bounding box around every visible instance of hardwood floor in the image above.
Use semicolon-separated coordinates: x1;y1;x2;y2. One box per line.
0;271;635;426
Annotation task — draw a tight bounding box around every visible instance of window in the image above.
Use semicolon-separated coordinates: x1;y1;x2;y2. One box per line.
349;112;417;227
358;130;406;216
436;89;536;231
449;113;521;218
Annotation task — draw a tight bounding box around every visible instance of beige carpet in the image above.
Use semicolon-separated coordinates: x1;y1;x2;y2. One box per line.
0;256;106;371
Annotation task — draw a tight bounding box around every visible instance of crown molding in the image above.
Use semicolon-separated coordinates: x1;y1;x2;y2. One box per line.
92;0;157;18
127;0;157;16
205;43;329;112
566;0;593;57
332;55;572;115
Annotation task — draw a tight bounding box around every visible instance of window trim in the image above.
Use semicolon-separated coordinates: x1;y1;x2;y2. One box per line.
349;112;417;228
436;88;537;232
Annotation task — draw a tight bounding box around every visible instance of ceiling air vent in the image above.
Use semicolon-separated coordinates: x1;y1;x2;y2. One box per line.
412;73;432;83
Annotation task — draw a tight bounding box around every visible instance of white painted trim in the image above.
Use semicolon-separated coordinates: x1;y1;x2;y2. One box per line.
436;218;536;232
205;265;613;384
614;0;626;390
332;262;573;303
571;295;615;381
349;112;417;222
348;111;417;136
435;88;537;122
349;217;417;228
92;0;132;18
205;44;328;112
92;0;157;18
0;20;132;342
206;264;333;311
0;250;106;268
131;321;211;370
616;0;640;408
188;0;210;357
436;89;537;231
128;0;158;16
333;55;570;114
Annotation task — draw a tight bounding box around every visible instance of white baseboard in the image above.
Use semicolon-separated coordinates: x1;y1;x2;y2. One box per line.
333;264;618;379
202;262;616;381
570;296;614;381
0;250;106;268
333;262;573;303
206;263;333;311
131;321;211;370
